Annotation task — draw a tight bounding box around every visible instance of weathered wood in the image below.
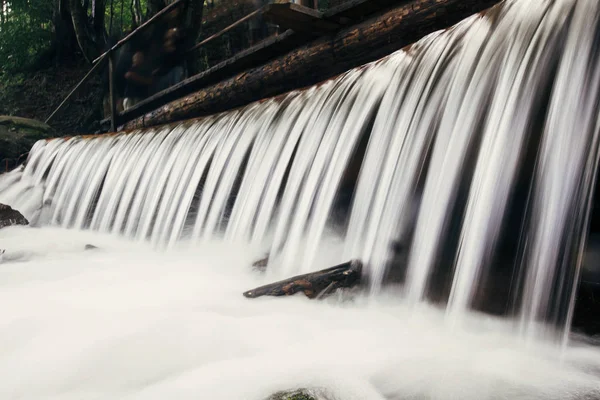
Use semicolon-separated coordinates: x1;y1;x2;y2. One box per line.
113;30;302;124
243;259;362;299
263;3;339;35
186;8;264;55
123;0;503;130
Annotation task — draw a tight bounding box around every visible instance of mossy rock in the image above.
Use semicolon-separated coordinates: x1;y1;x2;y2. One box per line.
0;116;56;171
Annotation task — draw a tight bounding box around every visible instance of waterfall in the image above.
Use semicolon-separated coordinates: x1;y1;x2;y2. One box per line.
1;0;600;340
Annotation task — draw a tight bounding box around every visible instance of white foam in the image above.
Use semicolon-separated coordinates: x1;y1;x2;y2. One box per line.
0;227;599;400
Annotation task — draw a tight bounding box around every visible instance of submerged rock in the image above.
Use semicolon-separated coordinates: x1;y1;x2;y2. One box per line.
267;388;333;400
0;203;29;229
252;254;270;271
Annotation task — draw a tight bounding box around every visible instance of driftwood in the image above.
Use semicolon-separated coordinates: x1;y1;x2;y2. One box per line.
243;259;362;299
123;0;502;130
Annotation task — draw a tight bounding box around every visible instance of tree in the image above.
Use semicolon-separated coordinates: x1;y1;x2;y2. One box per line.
69;0;107;62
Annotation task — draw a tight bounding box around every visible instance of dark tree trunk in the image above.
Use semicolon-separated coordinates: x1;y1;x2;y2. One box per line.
109;0;114;35
120;0;124;32
183;0;205;76
147;0;166;18
52;0;79;64
131;0;143;28
69;0;104;62
0;0;4;27
92;0;106;38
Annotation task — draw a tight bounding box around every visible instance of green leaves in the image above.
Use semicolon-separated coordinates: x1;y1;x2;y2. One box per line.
0;1;53;73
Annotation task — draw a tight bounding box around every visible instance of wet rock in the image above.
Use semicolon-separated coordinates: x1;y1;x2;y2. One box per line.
0;116;56;171
252;254;270;271
0;203;29;229
267;388;331;400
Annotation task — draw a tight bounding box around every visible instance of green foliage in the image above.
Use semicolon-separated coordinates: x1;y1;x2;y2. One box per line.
0;1;54;73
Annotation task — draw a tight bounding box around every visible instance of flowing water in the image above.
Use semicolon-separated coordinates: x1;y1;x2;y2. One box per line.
2;0;600;398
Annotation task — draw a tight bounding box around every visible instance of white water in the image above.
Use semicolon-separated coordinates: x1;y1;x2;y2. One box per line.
0;227;599;400
2;0;600;397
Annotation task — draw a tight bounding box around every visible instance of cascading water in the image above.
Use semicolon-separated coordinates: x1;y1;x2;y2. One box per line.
1;1;600;393
2;0;600;398
2;0;600;340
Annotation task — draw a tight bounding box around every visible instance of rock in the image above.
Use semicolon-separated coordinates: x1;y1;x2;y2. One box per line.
84;244;99;251
0;203;29;229
0;116;56;171
252;254;270;271
267;388;333;400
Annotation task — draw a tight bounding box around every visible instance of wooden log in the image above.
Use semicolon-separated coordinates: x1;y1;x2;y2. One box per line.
123;0;502;130
243;259;362;299
112;30;303;125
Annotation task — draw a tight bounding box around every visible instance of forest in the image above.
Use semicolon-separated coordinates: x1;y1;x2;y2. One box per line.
0;0;271;135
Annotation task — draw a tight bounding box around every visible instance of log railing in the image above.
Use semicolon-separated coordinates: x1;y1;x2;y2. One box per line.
44;0;276;133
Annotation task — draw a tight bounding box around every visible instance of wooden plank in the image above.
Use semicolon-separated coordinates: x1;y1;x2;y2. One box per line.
325;0;410;25
110;0;400;128
263;3;340;34
186;8;264;54
122;0;503;130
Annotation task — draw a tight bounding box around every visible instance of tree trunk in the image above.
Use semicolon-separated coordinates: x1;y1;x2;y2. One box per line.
183;0;205;76
147;0;166;18
69;0;102;62
53;0;79;64
109;0;114;35
92;0;106;38
123;0;502;130
131;0;143;28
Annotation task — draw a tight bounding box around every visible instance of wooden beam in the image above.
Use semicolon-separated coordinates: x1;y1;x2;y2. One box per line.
111;30;303;125
263;3;340;34
186;8;264;55
123;0;503;131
